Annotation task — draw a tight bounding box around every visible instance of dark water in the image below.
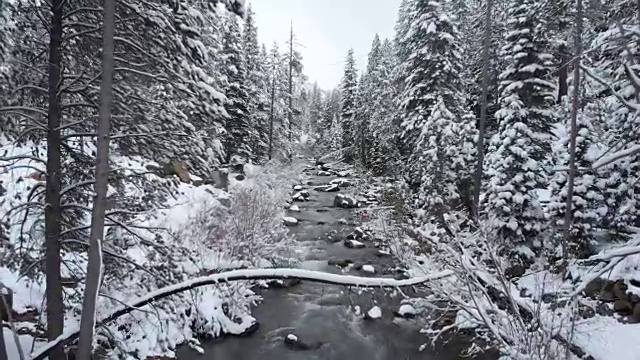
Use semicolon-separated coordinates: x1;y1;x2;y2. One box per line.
177;168;497;360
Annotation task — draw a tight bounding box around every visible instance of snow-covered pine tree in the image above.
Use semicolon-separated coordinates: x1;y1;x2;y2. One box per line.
316;88;342;154
267;42;290;159
243;5;269;162
339;49;359;163
582;0;640;232
221;11;252;164
0;0;14;133
396;0;477;214
547;96;603;257
368;39;400;175
309;82;323;135
483;0;557;255
355;34;383;169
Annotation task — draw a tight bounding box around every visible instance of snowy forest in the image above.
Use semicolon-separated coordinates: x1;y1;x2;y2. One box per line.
0;0;639;359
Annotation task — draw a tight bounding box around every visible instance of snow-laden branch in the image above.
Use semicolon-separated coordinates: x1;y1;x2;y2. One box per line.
581;64;640;113
591;143;640;169
31;268;453;360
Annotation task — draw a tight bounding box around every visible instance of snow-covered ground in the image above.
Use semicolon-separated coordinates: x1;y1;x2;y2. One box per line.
0;137;300;358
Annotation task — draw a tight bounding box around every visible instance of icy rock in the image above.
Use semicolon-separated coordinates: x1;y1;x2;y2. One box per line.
333;194;358;208
293;185;303;191
330;178;353;187
238;321;260;337
324;184;340;192
394;304;417;318
362;265;375;274
375;249;391;257
292;191;311;202
284;333;323;350
336;170;351;177
365;306;382;320
283;217;299;226
344;240;365;249
338;218;348;225
328;258;353;268
267;279;301;288
318;170;332;176
289;205;301;212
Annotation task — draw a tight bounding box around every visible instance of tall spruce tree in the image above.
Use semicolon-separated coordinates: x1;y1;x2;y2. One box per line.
483;0;557;255
221;12;251;163
339;49;359;163
397;0;477;214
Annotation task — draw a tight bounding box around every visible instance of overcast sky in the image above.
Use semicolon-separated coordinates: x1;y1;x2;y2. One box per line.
249;0;401;90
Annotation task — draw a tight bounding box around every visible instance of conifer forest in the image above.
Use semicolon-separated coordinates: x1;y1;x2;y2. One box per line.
0;0;640;359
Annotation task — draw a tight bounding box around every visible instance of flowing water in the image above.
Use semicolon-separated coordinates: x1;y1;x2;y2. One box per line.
177;165;498;360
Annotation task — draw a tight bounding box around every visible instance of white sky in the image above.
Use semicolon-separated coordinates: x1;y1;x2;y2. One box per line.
249;0;401;90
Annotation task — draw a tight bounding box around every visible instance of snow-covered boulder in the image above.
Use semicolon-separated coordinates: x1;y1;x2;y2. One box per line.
328;258;353;268
361;265;375;274
394;304;417;318
289;204;301;212
293;184;303;191
323;184;340;192
292;190;311;202
344;239;365;249
314;184;340;192
365;306;382;320
330;178;353;187
333;194;358;208
375;249;391;257
318;170;332;176
284;333;323;350
338;218;348;225
283;217;299;226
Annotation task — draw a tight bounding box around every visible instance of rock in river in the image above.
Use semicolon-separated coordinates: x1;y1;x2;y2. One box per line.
394;304;417;319
283;217;299;226
333;194;358;208
328;258;353;267
284;333;323;350
344;239;365;249
365;306;382;320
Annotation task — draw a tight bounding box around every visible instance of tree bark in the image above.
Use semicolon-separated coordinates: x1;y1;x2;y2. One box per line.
472;0;492;219
45;0;65;358
563;0;583;261
75;0;116;357
287;23;293;149
268;74;275;160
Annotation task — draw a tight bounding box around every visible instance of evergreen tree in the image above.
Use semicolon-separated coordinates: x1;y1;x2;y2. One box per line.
309;82;323;134
243;6;269;162
368;39;401;175
547;98;603;257
397;0;477;213
339;49;359;163
221;12;251;163
483;0;557;254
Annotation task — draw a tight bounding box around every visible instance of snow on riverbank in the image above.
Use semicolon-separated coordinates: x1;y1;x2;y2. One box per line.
0;138;300;358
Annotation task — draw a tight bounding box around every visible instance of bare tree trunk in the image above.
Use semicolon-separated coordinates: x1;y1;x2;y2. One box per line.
287;23;293;150
75;0;116;357
268;74;275;160
472;0;492;219
563;0;583;262
45;1;65;358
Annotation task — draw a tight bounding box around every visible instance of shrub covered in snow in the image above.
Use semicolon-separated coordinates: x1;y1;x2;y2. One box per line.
0;137;301;358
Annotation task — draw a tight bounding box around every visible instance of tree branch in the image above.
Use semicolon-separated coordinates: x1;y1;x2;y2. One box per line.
31;268;453;360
